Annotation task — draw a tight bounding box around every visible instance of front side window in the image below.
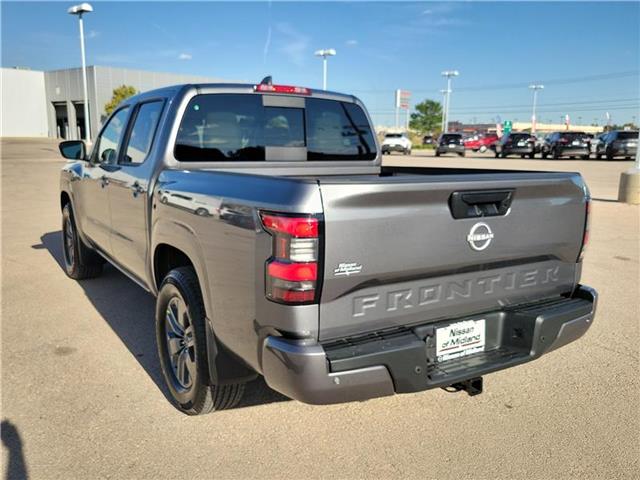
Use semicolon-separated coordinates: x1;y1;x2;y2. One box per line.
93;107;130;164
174;94;376;162
123;101;164;164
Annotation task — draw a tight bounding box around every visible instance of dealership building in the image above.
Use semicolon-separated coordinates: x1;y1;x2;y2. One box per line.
1;66;230;139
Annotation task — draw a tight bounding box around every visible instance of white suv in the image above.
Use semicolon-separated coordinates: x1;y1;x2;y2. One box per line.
381;133;412;155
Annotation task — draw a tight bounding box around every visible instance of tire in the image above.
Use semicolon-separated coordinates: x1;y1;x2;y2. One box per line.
61;203;103;280
479;146;487;153
552;148;559;160
626;156;632;161
596;154;601;160
156;267;245;415
541;151;548;159
529;152;535;159
606;150;613;161
581;155;589;160
494;151;500;158
520;154;525;159
459;151;466;157
435;150;440;157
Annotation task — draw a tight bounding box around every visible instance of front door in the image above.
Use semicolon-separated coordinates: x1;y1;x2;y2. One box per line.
107;100;165;280
75;106;131;254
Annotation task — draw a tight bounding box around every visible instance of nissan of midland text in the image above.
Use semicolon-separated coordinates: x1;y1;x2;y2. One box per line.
58;80;597;415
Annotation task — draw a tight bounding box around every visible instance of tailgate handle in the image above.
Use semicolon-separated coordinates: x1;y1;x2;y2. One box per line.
449;189;514;219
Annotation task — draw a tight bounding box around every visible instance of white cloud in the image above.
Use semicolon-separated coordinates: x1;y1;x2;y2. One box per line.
178;53;192;60
345;39;358;46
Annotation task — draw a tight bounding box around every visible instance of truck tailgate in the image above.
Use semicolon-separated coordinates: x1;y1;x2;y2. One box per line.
317;168;587;341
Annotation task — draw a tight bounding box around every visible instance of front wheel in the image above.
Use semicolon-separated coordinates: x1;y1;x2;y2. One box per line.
156;267;245;415
61;203;103;279
479;146;487;153
435;150;440;157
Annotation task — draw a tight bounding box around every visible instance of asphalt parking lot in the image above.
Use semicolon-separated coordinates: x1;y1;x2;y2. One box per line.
2;138;638;479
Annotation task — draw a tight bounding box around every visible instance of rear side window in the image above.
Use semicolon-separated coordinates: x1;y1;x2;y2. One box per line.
123;101;164;164
618;131;638;140
174;94;376;162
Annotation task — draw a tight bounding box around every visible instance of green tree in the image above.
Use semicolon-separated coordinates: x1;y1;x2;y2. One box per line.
409;99;443;134
104;85;138;115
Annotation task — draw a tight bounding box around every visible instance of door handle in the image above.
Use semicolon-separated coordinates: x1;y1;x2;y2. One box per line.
131;181;146;197
100;175;109;188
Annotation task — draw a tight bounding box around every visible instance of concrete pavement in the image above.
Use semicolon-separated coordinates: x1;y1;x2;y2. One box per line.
2;138;638;479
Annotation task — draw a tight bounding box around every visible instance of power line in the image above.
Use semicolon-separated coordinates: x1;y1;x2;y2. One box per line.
349;70;639;94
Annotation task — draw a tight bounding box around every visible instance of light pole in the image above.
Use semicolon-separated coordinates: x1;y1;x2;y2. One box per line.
68;2;93;143
441;70;459;133
528;84;544;134
439;89;448;132
314;49;336;90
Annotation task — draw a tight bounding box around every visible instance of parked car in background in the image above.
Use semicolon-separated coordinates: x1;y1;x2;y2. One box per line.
435;133;465;156
465;133;498;153
422;135;435;145
591;132;607;155
595;130;638;160
381;132;412;155
540;132;590;159
494;132;536;158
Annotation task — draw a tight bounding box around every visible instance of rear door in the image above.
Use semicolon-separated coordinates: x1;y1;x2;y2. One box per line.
317;171;587;340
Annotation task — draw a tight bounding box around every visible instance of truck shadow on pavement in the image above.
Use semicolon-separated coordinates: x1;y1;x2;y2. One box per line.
36;232;289;410
1;420;29;480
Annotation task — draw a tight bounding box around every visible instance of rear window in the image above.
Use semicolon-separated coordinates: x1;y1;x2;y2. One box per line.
441;134;461;141
618;131;638;140
385;133;402;138
174;94;376;162
560;132;585;140
508;133;531;141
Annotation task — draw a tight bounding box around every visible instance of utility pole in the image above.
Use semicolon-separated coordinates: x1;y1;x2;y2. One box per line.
528;84;544;134
440;89;448;132
441;70;459;133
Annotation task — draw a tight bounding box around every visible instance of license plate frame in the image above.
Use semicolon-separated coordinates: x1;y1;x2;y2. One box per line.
435;319;486;362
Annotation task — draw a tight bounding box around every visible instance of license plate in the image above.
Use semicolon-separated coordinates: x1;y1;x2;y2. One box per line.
517;141;525;147
448;144;455;148
436;319;486;362
629;142;637;147
572;140;580;146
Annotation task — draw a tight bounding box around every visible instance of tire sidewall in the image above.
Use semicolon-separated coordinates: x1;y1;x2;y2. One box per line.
62;204;79;277
156;270;209;412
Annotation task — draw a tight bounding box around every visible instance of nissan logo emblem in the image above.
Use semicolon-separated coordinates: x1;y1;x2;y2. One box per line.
467;222;494;251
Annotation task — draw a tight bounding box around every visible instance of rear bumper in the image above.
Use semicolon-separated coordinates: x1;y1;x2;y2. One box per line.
436;145;465;154
503;146;535;155
382;144;409;152
557;147;590;157
261;285;597;405
611;145;637;157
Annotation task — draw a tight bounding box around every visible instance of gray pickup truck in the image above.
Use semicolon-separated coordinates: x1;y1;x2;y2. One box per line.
58;80;597;415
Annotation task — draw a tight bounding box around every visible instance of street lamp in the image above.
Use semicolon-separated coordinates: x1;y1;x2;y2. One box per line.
528;84;544;134
314;49;336;90
68;2;93;142
441;70;459;133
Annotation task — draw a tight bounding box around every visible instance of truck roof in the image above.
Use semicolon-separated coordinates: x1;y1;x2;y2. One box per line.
127;83;357;104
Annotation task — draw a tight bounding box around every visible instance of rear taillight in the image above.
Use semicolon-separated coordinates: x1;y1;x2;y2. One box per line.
578;200;590;262
261;212;321;304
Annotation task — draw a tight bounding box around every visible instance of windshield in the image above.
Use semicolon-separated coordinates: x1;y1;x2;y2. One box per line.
174;94;376;162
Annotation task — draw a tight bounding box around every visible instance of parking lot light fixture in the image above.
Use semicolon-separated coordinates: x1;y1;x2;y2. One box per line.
528;84;544;134
314;49;336;90
441;70;459;133
68;2;93;142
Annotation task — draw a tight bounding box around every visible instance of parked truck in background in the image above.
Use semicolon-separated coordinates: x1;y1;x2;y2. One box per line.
58;80;597;415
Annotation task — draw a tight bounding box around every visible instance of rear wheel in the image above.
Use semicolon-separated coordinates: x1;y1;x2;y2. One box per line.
61;203;103;280
529;152;535;159
435;150;440;157
552;148;560;160
606;150;614;161
479;145;487;153
581;154;589;160
156;267;245;415
459;151;466;157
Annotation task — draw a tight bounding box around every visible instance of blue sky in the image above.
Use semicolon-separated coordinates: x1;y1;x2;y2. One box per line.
2;1;639;126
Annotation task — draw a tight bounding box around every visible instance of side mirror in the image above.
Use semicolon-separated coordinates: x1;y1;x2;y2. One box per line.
59;140;86;160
